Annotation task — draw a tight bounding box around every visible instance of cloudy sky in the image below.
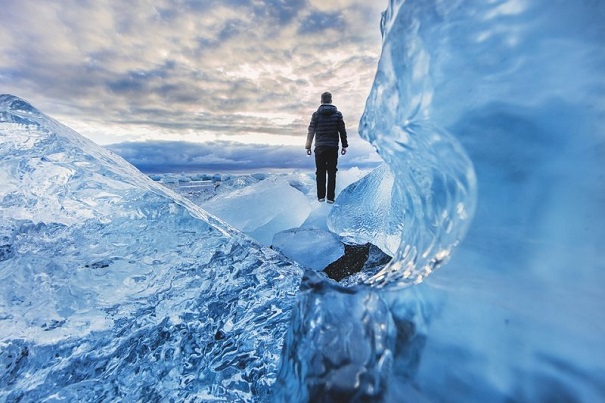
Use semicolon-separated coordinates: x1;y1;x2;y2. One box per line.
1;0;386;171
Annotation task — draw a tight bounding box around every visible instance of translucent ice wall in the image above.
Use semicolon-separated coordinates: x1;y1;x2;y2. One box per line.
322;0;605;400
329;0;478;287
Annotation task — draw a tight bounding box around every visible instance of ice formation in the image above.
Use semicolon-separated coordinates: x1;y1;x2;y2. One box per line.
272;227;344;272
329;1;479;286
201;175;314;246
278;0;604;401
0;94;303;401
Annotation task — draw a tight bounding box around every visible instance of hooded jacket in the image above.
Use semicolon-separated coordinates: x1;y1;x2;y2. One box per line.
305;104;348;150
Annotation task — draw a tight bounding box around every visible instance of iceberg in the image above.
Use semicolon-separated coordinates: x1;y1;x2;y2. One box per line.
0;94;304;401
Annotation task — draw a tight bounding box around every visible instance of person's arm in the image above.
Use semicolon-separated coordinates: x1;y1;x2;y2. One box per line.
305;112;317;153
338;113;348;154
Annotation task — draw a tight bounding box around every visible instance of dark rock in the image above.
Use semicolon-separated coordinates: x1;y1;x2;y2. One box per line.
323;243;370;281
324;243;391;282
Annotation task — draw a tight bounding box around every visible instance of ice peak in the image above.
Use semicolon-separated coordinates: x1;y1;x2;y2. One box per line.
0;93;40;114
0;95;217;229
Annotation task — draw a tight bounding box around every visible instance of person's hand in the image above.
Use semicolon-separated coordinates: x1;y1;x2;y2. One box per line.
341;147;347;155
306;149;312;156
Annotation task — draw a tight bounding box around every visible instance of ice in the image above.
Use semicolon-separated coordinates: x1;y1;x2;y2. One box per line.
272;227;344;271
2;0;605;399
194;167;368;248
329;10;479;286
0;94;304;401
329;163;399;255
273;271;397;402
292;0;604;400
201;175;314;246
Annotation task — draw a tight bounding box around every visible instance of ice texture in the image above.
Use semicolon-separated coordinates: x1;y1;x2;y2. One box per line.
199;167;369;248
2;0;605;399
201;175;314;246
328;6;478;286
272;227;344;271
273;272;397;402
0;94;304;401
306;0;603;400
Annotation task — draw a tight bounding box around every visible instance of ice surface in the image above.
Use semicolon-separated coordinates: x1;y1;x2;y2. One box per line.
2;0;605;399
273;271;397;402
148;168;375;275
0;94;304;401
201;175;314;246
329;163;399;255
194;167;368;248
328;0;479;285
272;227;344;271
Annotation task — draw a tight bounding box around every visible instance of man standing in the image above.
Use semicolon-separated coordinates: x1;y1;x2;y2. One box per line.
305;92;348;203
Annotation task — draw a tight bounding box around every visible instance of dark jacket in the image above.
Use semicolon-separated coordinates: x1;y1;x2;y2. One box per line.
306;104;348;150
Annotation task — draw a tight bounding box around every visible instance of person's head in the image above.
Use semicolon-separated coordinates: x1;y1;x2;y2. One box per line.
321;92;332;104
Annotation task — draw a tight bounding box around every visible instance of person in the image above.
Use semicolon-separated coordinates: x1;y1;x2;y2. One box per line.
305;92;348;204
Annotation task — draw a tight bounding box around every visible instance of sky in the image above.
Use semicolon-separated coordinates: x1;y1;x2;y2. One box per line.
0;0;387;172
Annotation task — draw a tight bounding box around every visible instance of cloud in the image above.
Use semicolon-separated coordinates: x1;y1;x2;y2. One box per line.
298;11;345;34
107;139;382;173
0;0;386;150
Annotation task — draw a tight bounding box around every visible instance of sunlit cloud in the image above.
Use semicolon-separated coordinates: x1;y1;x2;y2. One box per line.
0;0;386;168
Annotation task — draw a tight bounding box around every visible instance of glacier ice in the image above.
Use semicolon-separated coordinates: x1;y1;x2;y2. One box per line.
329;17;478;286
0;94;304;401
201;175;314;246
273;271;397;402
199;167;369;248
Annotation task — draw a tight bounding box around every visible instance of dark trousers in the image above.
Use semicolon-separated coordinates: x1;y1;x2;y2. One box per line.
314;147;338;201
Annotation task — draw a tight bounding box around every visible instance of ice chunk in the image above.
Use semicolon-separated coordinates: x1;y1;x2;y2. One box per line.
329;163;399;255
273;272;397;401
202;175;314;245
0;95;303;401
330;52;478;287
324;0;605;400
272;227;344;271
